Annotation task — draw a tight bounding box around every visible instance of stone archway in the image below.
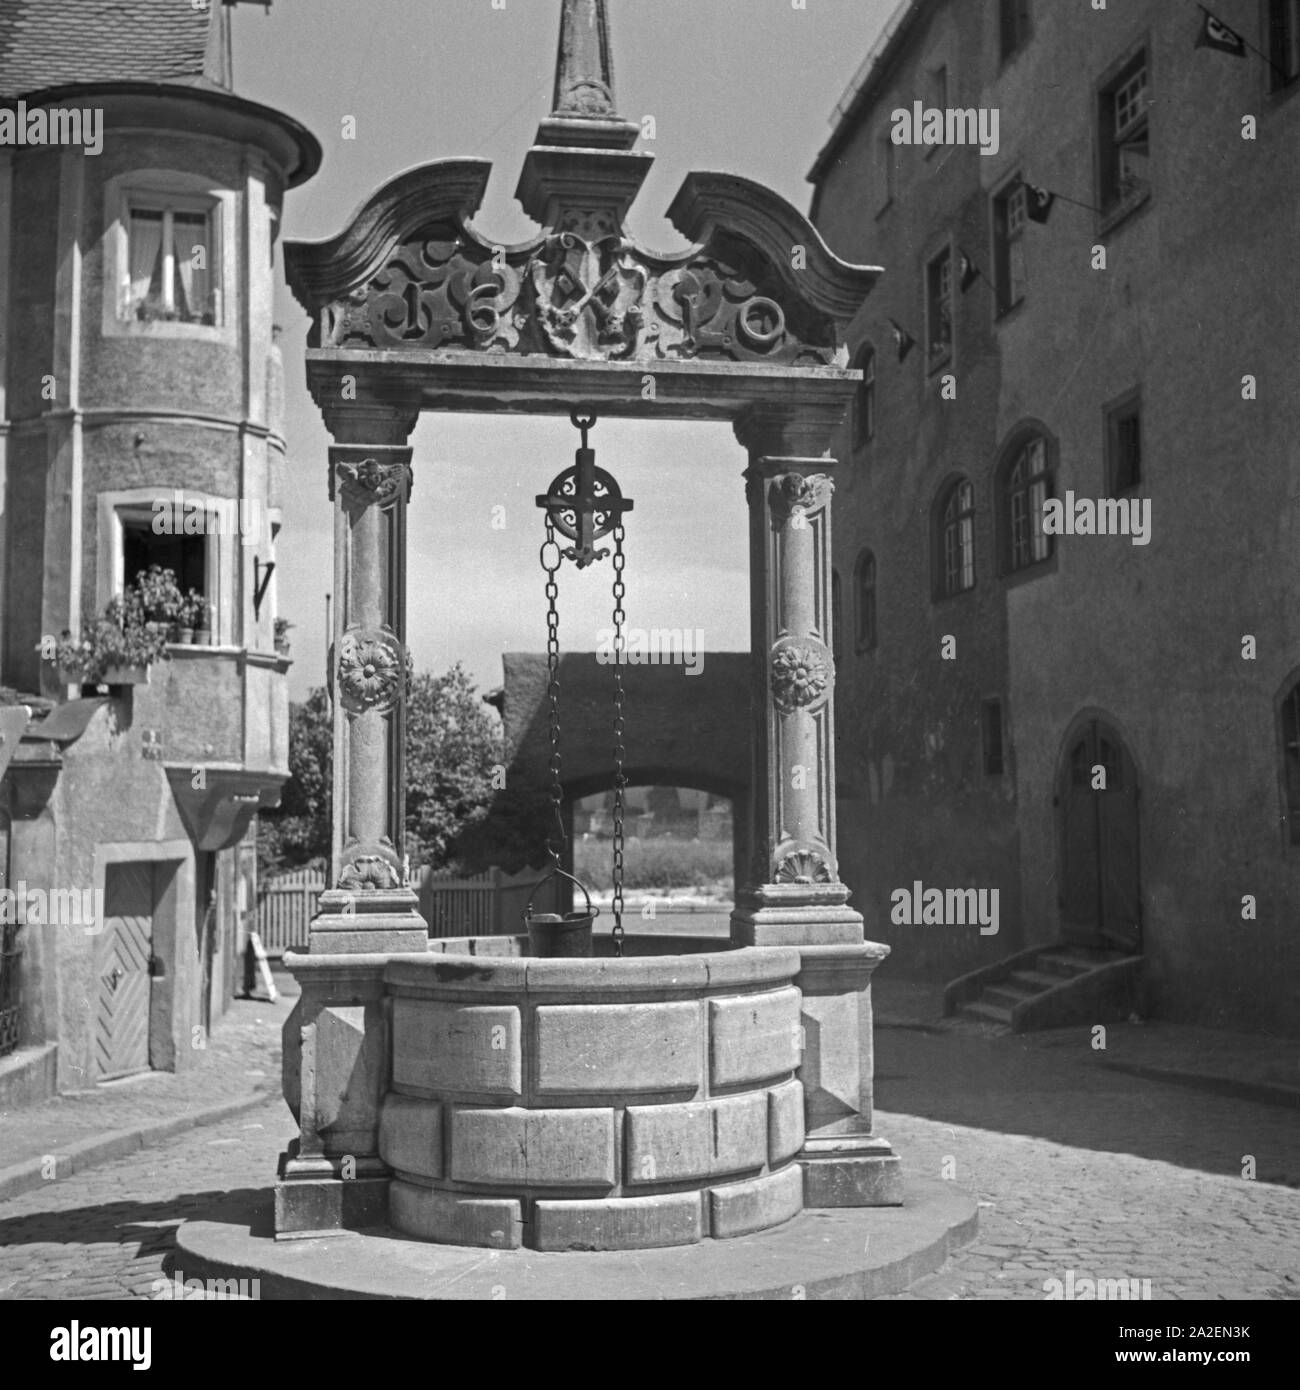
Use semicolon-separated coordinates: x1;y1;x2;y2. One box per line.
274;0;899;1238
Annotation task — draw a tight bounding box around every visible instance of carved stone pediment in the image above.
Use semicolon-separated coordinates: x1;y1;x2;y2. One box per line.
313;215;845;368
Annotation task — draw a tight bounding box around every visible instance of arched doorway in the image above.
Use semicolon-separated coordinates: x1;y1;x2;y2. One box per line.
1056;715;1142;952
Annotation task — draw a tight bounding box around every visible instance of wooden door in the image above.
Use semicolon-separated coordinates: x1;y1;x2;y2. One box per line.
96;863;155;1079
1057;720;1141;952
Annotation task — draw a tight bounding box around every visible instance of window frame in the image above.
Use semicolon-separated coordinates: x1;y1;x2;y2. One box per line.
1104;389;1143;497
1277;669;1300;847
926;244;955;373
1266;0;1300;93
96;489;233;647
997;426;1057;578
125;201;217;326
102;169;236;344
1096;43;1153;233
933;474;977;601
992;173;1029;319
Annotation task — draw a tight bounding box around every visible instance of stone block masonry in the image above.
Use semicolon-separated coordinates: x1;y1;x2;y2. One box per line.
382;937;810;1249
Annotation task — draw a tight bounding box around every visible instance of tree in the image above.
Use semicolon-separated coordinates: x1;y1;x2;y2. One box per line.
256;687;332;879
256;663;506;880
404;665;503;870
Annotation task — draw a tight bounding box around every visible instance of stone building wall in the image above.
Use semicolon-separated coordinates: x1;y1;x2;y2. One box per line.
812;0;1300;1032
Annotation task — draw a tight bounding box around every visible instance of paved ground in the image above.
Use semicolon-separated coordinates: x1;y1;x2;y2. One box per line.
0;972;1296;1300
0;990;293;1176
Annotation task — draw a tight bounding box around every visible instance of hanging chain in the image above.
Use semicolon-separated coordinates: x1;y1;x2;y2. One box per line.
611;523;627;956
541;519;565;868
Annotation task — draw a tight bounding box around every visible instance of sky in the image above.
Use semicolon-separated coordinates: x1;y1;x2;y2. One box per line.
230;0;897;701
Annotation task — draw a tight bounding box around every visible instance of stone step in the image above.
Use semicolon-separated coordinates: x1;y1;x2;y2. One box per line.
959;1000;1013;1026
984;983;1039;1010
1036;952;1095;979
1008;969;1064;992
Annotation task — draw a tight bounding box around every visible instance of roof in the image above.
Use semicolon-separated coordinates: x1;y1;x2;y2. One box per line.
808;0;938;187
0;0;216;100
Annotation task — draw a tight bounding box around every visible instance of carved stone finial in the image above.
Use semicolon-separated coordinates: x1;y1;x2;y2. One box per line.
542;0;636;143
533;0;640;152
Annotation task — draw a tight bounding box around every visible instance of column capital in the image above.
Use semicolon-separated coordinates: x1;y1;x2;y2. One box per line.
319;399;419;446
733;402;845;459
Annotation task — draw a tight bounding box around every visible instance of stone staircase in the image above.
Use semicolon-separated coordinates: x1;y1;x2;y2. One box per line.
943;944;1146;1034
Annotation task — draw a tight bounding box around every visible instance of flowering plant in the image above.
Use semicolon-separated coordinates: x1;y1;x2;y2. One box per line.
44;593;172;685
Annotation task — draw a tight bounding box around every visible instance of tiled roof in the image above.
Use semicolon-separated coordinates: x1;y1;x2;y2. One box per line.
0;0;216;100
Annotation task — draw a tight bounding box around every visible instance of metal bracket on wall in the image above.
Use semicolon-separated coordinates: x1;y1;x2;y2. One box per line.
253;557;276;619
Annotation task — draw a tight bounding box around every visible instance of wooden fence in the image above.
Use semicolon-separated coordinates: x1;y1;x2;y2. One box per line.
418;865;561;939
255;863;563;953
256;864;325;955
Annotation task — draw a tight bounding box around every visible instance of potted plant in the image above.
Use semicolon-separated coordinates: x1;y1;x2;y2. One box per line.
44;594;171;690
132;565;185;636
175;589;205;644
193;598;213;646
274;617;293;656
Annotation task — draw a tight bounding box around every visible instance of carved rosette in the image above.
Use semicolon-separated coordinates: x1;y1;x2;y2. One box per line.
334;456;411;509
774;848;835;886
771;642;831;714
768;472;834;526
337;630;406;714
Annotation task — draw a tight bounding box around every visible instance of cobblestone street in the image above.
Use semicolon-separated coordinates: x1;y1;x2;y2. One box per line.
1;1003;1296;1301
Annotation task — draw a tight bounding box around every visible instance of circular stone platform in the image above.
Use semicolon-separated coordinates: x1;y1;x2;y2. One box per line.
176;1178;977;1300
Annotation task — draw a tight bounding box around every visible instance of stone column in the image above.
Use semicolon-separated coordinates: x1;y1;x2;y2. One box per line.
731;406;902;1208
277;401;428;1237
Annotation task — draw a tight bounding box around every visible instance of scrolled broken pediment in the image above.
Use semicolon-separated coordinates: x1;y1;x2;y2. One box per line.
313;217;844;367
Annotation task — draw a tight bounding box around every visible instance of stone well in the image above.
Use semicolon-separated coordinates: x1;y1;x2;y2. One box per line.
381;935;808;1252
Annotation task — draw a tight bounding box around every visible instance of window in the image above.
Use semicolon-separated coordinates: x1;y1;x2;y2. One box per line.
1000;0;1032;61
126;202;216;324
936;477;976;598
1106;392;1142;495
1281;676;1300;844
1098;50;1150;216
926;247;954;369
831;569;843;664
1269;0;1300;90
982;699;1005;775
993;177;1028;315
122;519;207;603
855;550;877;651
1002;433;1054;572
853;344;876;448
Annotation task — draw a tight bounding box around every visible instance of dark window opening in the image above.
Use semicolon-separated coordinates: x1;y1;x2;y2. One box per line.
856;550;877;652
927;248;954;369
1282;680;1300;844
1000;0;1032;61
123;522;207;599
1106;395;1142;495
1269;0;1300;90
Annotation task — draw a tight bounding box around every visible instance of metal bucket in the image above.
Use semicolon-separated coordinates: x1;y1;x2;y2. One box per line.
523;865;598;958
526;911;595;958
